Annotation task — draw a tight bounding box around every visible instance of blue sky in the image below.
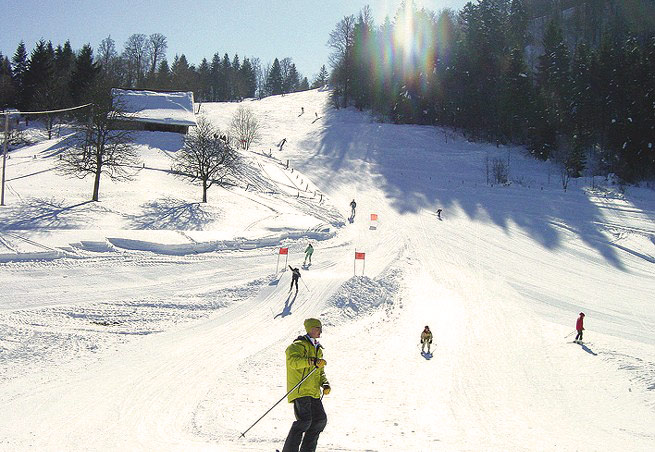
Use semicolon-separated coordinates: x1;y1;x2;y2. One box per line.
2;0;469;79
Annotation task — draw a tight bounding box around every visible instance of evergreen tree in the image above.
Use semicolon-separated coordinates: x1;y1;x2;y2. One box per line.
170;54;194;90
266;58;283;96
508;0;529;50
570;43;594;174
11;41;29;109
69;44;100;105
215;53;230;101
239;58;257;98
312;65;329;88
209;53;222;101
24;40;56;110
0;54;16;109
501;48;532;143
299;77;310;91
155;58;171;90
197;58;211;101
536;19;572;157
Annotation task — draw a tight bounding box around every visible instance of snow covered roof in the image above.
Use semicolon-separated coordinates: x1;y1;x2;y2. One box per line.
111;89;197;127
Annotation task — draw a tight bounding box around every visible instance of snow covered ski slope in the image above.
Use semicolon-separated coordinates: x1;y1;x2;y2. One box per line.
1;88;654;451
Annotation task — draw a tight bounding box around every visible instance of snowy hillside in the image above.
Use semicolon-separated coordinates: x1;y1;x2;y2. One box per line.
1;88;654;451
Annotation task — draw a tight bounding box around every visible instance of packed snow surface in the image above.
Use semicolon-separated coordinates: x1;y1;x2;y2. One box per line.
1;88;654;451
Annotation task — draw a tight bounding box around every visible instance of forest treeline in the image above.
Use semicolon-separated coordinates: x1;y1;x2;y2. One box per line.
328;0;655;182
0;33;330;114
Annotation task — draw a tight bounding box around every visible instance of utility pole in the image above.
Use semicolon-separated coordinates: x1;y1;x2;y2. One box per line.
1;111;9;206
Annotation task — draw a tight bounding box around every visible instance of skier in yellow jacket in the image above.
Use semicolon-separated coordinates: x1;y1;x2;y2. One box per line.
282;318;330;452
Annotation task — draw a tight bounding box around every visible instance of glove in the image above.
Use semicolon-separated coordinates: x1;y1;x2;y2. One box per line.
322;385;331;395
315;358;327;368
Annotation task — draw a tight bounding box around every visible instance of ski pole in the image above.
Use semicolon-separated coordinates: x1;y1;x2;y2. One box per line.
301;278;310;291
240;366;318;438
564;330;576;339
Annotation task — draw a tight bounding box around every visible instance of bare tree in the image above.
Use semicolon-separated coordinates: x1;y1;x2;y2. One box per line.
122;33;148;87
172;118;241;202
147;33;168;75
327;15;356;107
230;106;261;150
58;78;141;201
97;35;118;71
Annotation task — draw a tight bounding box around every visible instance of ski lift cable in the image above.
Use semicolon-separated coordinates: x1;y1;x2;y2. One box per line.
0;103;93;117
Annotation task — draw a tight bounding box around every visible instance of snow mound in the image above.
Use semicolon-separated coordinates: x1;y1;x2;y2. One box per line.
322;269;402;322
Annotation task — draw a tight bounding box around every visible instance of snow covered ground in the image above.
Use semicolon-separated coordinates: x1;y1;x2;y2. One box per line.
1;88;654;451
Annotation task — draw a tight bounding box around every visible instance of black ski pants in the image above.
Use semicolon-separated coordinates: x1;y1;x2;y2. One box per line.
575;329;583;341
282;396;327;452
290;277;299;292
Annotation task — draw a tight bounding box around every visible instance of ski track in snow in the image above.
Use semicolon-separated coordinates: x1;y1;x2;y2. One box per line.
0;89;654;451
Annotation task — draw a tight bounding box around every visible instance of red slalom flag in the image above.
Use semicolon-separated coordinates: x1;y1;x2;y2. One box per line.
279;247;289;255
370;213;378;221
355;252;366;260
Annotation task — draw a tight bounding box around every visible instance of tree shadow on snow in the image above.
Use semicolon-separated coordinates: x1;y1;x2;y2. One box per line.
274;291;298;319
299;107;655;270
0;198;94;230
129;197;219;230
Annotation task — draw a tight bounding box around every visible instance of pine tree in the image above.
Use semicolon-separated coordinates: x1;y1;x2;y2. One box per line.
69;44;100;105
536;19;572;157
197;58;211;102
266;58;283;96
210;53;222;101
501;48;532;143
312;65;329;88
0;54;16;109
11;41;29;109
155;59;171;90
24;40;56;110
239;58;257;98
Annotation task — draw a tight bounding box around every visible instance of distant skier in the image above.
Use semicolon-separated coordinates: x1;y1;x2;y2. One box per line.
436;209;442;220
301;107;304;115
350;199;357;219
289;265;301;292
574;312;585;343
279;138;287;151
420;325;433;354
281;318;330;452
303;243;314;266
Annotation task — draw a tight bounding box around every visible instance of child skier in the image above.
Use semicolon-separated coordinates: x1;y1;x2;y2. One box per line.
420;326;433;354
574;312;585;343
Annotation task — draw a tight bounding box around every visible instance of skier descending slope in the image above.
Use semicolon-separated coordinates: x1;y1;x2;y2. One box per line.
420;325;433;355
303;243;314;267
289;266;301;292
281;318;330;452
574;312;585;343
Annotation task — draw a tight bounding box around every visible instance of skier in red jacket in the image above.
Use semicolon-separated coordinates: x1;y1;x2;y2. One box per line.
574;312;585;343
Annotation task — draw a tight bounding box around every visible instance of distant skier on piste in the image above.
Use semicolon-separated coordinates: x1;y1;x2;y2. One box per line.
349;199;357;221
281;318;330;452
421;325;433;354
303;243;314;266
574;312;585;343
289;265;301;292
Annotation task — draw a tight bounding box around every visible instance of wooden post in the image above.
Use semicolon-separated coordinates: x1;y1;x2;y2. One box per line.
1;112;9;206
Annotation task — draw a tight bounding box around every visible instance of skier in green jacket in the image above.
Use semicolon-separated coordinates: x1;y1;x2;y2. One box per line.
282;318;330;452
303;243;314;266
